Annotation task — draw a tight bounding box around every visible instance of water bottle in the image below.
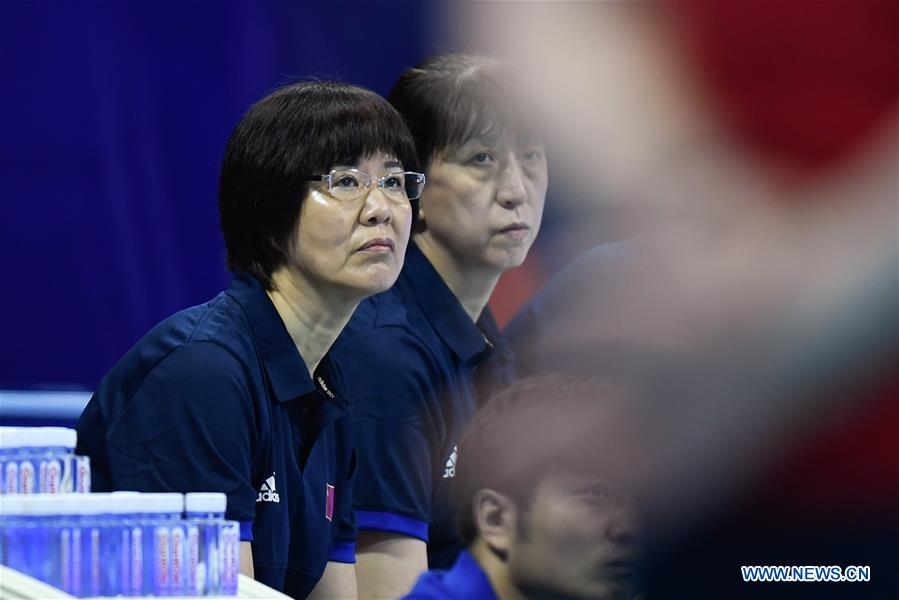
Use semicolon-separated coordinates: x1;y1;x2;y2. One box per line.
72;492;108;598
110;491;147;597
220;519;241;596
13;494;65;588
0;427;22;494
55;494;89;596
15;429;39;495
35;427;77;494
184;492;226;596
79;492;136;597
133;492;184;596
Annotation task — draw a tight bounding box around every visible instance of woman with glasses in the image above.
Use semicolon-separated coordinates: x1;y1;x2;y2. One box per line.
76;81;424;599
331;54;548;598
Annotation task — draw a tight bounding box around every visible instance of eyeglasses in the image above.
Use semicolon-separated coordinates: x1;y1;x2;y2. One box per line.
305;168;426;202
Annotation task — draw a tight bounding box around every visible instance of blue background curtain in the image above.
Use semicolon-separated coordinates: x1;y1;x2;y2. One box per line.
1;1;437;391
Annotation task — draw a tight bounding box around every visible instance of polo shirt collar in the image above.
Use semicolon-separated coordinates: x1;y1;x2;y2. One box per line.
225;273;340;403
477;303;513;367
404;243;505;364
443;550;499;600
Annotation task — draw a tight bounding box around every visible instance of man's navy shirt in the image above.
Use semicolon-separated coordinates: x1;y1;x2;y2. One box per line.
403;550;497;600
331;243;515;568
76;273;356;598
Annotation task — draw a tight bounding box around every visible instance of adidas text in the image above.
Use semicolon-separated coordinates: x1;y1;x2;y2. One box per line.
256;473;281;503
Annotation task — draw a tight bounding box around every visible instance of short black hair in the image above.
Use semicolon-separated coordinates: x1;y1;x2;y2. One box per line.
219;81;418;289
388;53;540;171
454;374;630;546
388;54;542;232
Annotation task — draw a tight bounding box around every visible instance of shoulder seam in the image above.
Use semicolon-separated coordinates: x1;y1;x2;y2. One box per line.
108;340;255;432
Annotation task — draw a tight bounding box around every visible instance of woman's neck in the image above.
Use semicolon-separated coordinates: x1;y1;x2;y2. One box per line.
266;268;359;378
414;235;501;323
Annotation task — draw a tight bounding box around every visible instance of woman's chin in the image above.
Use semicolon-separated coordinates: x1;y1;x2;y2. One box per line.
483;247;531;272
340;270;402;300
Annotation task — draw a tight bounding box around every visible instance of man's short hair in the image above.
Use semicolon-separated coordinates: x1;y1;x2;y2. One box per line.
454;374;629;546
219;81;418;289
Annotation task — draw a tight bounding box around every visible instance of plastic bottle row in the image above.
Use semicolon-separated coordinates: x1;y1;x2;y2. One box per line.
0;491;240;597
0;427;91;494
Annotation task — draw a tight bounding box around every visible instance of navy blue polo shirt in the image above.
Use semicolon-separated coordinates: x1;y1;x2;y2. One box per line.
331;242;515;568
403;550;497;600
76;273;356;598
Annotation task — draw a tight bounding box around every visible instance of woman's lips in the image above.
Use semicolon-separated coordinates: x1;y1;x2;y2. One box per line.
358;237;396;252
497;223;530;241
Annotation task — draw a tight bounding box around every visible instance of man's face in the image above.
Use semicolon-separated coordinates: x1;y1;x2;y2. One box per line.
507;469;640;600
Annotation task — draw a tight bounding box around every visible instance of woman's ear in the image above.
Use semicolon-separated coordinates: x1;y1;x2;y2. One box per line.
472;488;517;559
412;198;427;234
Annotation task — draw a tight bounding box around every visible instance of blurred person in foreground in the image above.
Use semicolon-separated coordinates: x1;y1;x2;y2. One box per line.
76;81;425;598
404;375;641;600
456;2;897;598
331;53;548;598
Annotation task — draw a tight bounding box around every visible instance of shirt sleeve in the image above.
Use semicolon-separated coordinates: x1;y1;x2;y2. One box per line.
333;326;440;542
328;446;357;563
103;341;259;525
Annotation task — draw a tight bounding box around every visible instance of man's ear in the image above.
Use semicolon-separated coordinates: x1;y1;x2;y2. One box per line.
472;488;517;559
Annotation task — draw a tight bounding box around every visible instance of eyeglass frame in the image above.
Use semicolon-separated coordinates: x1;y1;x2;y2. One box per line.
304;168;426;201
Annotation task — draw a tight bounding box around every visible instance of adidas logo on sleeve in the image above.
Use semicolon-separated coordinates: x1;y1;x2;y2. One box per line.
443;446;457;479
256;472;281;503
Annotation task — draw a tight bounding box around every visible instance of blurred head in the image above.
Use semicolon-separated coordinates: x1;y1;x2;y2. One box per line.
389;54;548;273
219;81;419;295
455;375;640;600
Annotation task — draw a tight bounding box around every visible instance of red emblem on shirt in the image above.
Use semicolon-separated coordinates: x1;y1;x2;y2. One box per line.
326;483;335;521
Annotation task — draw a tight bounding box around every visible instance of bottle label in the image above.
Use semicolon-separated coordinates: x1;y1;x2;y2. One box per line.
120;528;130;594
72;528;82;596
90;527;101;596
171;525;184;591
75;455;91;493
221;523;239;592
233;526;241;587
19;460;35;494
131;527;143;595
41;458;62;493
187;525;199;594
221;526;232;589
155;526;170;593
4;462;18;494
60;528;71;592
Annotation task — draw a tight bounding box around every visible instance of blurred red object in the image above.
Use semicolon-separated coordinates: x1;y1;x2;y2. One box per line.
671;0;898;175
